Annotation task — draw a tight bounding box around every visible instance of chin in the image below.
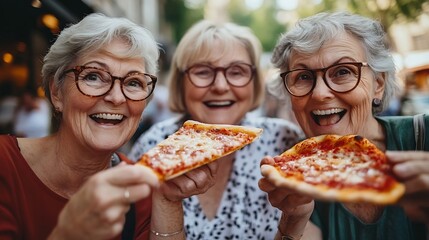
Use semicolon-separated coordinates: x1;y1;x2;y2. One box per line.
217;119;240;125
91;138;125;151
198;116;236;125
307;128;336;137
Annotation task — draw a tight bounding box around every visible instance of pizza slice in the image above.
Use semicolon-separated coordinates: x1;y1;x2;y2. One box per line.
137;120;263;180
260;134;405;205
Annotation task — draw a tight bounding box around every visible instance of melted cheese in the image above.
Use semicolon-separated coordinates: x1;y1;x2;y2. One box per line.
282;149;387;188
145;128;247;173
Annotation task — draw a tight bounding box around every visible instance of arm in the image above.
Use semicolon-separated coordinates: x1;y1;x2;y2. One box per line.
275;214;321;240
388;150;429;226
149;161;219;240
48;164;159;240
259;156;321;240
149;191;185;240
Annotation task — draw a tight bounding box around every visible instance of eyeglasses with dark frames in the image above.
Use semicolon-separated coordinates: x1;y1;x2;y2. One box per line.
184;62;255;88
64;66;157;101
280;62;368;97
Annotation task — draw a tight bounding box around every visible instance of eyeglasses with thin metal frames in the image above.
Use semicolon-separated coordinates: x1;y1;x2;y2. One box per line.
63;66;157;101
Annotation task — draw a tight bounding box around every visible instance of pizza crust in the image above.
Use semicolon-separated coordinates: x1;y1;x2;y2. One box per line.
184;120;263;137
137;120;263;181
261;163;405;205
260;134;406;205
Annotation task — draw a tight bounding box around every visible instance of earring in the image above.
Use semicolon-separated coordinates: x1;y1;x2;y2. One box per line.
372;98;382;108
52;107;60;120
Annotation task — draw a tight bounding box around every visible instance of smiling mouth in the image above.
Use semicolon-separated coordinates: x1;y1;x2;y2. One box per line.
203;100;234;108
311;108;346;126
90;113;125;124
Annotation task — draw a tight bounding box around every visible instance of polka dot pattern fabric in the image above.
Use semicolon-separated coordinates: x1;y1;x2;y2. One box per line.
129;115;304;239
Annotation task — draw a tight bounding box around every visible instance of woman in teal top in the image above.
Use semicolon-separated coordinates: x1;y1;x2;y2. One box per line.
259;11;429;240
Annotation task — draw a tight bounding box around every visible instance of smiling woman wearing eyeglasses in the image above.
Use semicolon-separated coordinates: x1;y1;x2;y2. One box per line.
129;19;304;239
260;11;429;240
0;13;215;240
63;65;157;101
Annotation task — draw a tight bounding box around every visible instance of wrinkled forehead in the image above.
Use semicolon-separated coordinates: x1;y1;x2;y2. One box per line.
288;31;365;66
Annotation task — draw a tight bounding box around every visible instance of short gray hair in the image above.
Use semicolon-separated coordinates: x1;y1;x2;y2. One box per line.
270;11;399;113
42;13;160;106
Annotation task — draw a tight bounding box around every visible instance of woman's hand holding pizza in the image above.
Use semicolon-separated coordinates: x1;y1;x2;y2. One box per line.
49;164;159;240
259;156;314;216
259;156;314;239
388;150;429;226
156;161;219;202
150;161;219;239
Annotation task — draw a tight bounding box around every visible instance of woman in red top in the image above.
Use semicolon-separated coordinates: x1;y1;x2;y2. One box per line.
0;13;217;240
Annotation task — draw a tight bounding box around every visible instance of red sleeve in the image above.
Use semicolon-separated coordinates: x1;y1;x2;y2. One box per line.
134;195;152;239
116;152;135;165
116;152;153;239
0;135;68;239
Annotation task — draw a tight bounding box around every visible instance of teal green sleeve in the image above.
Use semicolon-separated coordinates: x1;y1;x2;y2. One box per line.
377;115;429;151
310;115;428;239
311;202;426;240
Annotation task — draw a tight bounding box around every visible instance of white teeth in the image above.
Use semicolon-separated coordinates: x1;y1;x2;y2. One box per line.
92;113;124;120
313;108;343;116
206;101;232;106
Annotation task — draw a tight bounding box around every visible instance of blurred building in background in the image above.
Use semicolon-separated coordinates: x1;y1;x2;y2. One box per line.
0;0;94;92
0;0;94;134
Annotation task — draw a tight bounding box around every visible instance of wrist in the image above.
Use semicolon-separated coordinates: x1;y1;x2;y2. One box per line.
276;213;306;240
153;188;183;203
150;228;184;238
278;226;303;240
151;192;184;239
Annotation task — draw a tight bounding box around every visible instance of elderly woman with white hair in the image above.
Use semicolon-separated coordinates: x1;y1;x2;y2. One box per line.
259;11;429;240
0;13;216;240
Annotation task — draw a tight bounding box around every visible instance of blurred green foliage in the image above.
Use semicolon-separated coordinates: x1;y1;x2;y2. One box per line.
227;0;285;52
348;0;428;28
163;0;204;45
163;0;428;51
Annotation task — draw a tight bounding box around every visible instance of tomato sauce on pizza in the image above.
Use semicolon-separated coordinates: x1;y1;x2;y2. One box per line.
261;135;405;204
137;120;262;180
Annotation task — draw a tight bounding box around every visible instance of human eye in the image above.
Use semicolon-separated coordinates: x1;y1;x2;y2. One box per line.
226;64;250;79
294;70;314;83
124;74;150;92
329;64;357;79
79;68;110;86
284;69;314;95
190;65;213;79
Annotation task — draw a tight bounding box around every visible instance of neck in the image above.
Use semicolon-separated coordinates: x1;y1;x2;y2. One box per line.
361;117;386;151
22;133;112;198
343;203;384;223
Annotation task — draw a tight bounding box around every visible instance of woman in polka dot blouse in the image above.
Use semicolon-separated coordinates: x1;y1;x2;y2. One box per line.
129;19;304;239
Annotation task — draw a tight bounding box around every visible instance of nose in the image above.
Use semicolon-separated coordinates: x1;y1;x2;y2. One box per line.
104;79;127;105
311;74;335;101
211;70;230;92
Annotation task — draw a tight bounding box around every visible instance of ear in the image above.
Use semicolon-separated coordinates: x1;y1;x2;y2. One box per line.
374;72;385;99
50;79;63;111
